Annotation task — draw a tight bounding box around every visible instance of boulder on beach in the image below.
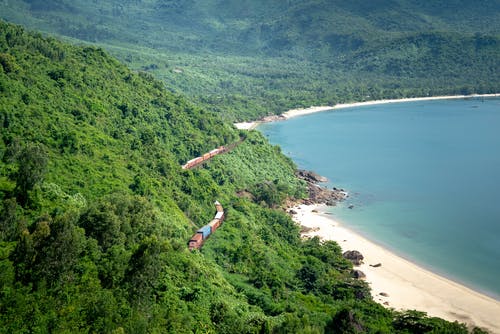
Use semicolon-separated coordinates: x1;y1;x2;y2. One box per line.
352;269;366;279
379;292;389;297
343;250;364;265
370;263;382;268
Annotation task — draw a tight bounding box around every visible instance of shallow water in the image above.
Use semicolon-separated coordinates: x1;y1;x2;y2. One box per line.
259;97;500;300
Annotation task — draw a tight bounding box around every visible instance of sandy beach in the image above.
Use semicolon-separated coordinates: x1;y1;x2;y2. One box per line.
293;204;500;333
234;94;500;130
233;121;260;130
284;94;500;119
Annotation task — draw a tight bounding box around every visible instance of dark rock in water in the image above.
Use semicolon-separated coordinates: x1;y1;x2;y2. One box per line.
326;199;337;206
379;292;389;297
348;204;354;209
343;250;364;266
306;182;346;205
370;263;382;268
352;269;366;279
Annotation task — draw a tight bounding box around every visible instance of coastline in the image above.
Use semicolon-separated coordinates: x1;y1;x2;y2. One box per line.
293;204;500;333
234;94;500;130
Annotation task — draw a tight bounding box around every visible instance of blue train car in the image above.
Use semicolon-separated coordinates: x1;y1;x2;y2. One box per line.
197;225;212;240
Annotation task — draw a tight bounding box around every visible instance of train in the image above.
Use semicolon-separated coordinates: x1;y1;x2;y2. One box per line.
188;201;225;251
182;146;226;170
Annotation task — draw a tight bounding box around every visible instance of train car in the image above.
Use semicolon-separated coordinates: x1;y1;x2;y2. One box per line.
214;211;224;221
188;201;225;250
214;200;223;213
208;219;221;233
183;156;201;169
182;146;228;170
188;233;203;250
197;225;212;240
182;158;197;169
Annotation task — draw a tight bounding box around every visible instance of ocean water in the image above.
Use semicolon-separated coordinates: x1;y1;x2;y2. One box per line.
259;97;500;300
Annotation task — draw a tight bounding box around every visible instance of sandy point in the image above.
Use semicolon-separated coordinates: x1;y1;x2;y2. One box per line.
293;204;500;334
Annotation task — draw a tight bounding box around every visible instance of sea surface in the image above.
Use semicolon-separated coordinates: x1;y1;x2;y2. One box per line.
259;97;500;300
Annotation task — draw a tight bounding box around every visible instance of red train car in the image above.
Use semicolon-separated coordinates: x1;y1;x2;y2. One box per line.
188;233;203;250
182;146;227;170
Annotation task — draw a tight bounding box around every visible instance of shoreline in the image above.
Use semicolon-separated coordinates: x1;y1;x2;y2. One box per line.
234;93;500;130
293;204;500;333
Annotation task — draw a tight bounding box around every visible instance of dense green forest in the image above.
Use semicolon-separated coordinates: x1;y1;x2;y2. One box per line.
0;21;491;333
0;0;499;120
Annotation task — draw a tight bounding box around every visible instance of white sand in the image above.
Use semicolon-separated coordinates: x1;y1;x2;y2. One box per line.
281;106;335;119
294;204;500;333
234;121;260;130
283;94;500;120
235;94;500;129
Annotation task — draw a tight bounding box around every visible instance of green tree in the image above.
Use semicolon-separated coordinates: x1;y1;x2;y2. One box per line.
0;198;20;241
14;143;48;206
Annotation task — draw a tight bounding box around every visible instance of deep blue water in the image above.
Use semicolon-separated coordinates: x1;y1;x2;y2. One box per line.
259;97;500;300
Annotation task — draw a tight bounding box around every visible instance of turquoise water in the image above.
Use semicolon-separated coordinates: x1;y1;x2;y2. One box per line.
259;97;500;300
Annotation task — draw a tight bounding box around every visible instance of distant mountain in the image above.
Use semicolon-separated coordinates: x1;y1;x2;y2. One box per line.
1;1;499;119
3;1;499;53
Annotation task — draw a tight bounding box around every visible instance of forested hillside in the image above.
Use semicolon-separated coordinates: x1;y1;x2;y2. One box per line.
0;21;489;333
1;0;499;120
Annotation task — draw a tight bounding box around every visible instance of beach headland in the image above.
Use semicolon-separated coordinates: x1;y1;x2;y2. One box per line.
247;94;500;332
234;94;500;130
293;204;500;333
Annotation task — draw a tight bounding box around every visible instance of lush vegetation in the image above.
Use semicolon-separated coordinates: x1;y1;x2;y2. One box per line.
0;21;490;333
0;0;498;120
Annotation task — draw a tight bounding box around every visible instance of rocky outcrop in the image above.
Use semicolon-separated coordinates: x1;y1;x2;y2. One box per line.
296;169;328;183
343;250;364;266
296;170;348;206
260;114;286;122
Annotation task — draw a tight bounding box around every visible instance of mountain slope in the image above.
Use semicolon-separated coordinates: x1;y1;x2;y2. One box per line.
0;21;489;333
